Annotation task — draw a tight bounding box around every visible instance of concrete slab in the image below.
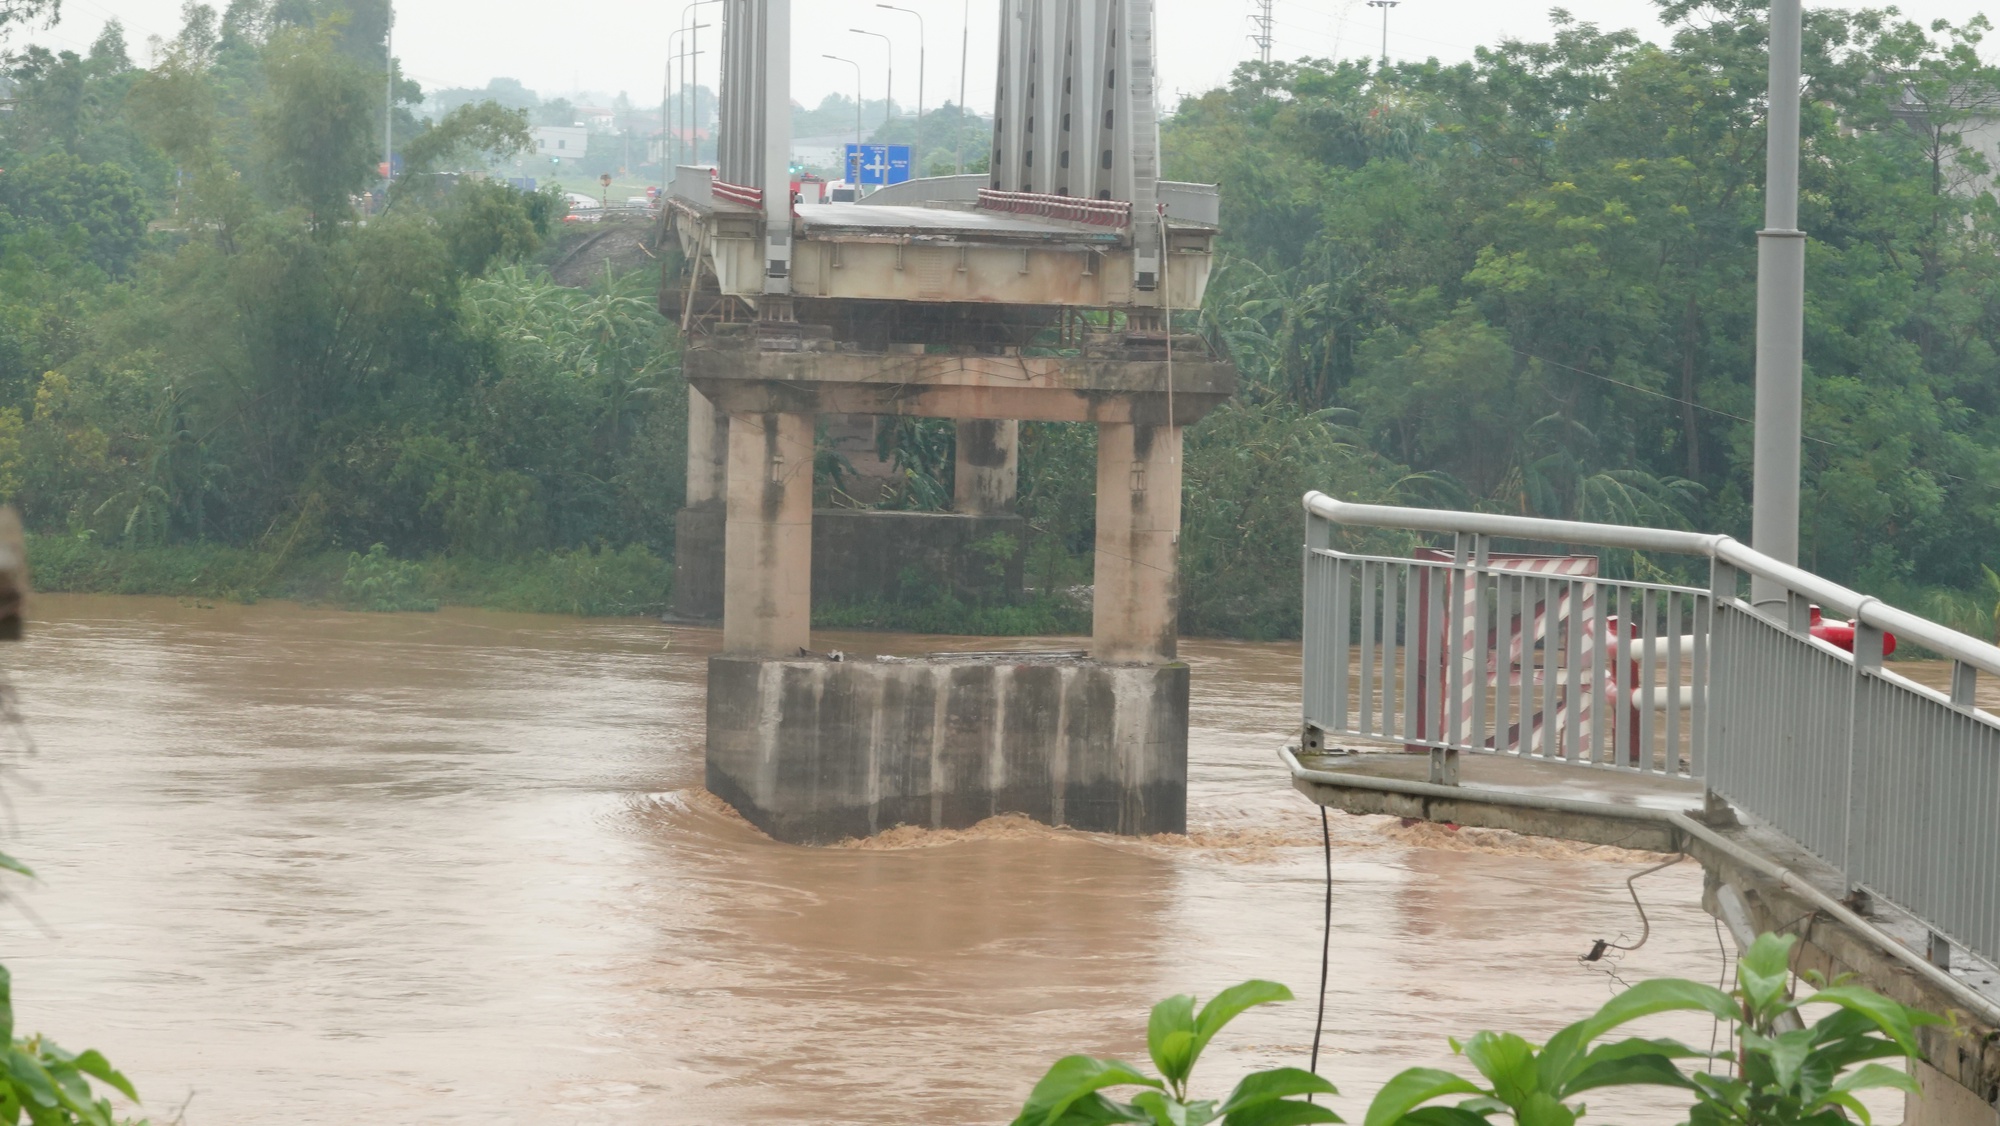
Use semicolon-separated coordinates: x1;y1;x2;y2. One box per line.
798;204;1125;244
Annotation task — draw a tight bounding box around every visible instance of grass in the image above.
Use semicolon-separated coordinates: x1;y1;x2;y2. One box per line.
27;534;675;618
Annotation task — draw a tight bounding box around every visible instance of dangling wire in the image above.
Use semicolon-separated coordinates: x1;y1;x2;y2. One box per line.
1581;853;1685;961
1309;805;1332;1096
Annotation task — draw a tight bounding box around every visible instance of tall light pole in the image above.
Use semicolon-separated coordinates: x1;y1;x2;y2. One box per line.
956;0;969;174
382;1;394;202
851;27;894;133
667;24;709;170
879;4;925;160
1366;0;1398;66
1751;0;1806;612
673;0;725;170
825;54;864;186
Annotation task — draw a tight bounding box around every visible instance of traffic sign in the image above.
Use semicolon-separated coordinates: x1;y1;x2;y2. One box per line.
842;144;913;187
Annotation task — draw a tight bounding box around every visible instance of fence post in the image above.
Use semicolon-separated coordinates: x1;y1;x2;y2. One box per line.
1843;616;1882;891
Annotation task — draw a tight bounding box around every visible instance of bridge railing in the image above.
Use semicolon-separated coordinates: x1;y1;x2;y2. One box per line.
1302;491;2000;971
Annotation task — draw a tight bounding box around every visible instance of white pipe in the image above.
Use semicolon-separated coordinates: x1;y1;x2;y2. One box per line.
1280;747;2000;1027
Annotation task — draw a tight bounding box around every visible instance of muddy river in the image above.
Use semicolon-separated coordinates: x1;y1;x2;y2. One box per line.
3;595;1774;1123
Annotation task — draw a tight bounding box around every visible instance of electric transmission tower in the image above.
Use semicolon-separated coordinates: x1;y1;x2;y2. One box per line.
1249;0;1273;64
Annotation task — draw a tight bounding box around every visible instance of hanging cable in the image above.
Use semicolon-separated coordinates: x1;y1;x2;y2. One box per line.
1581;853;1685;961
1308;805;1332;1096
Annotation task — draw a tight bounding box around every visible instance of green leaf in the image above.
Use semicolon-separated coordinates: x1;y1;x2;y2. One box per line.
1187;982;1293;1079
1398;1108;1495;1126
1222;1098;1345;1126
70;1050;137;1103
1538;979;1734;1089
1739;933;1798;1017
1800;986;1941;1055
1038;1093;1153;1126
1219;1068;1339;1113
1132;1090;1203;1126
1561;1051;1695;1096
1150;995;1199;1084
1461;1032;1537;1106
0;964;12;1046
3;1047;59;1109
1830;1062;1921;1098
1014;1056;1164;1126
0;850;33;879
1513;1091;1577;1126
1363;1068;1487;1126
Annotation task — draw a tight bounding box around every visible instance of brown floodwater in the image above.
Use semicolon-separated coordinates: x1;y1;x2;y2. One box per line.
2;594;1808;1124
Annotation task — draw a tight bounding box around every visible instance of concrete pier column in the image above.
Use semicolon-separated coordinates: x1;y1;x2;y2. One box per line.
954;420;1019;515
686;387;729;505
1091;421;1181;663
670;387;735;619
724;410;815;656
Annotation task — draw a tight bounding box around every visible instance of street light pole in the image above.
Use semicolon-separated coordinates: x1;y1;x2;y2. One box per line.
879;4;925;160
1751;0;1807;612
825;54;864;187
383;1;393;202
674;0;725;171
667;25;704;170
957;0;969;174
851;28;894;133
1365;0;1399;66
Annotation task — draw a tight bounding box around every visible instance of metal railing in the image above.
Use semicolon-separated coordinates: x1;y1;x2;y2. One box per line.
1302;491;2000;971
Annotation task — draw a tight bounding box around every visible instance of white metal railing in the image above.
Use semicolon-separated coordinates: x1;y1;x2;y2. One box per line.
1302;490;2000;971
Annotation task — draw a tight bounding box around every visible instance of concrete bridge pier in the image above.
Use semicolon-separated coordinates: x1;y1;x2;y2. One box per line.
722;410;814;656
694;334;1233;844
1093;421;1180;663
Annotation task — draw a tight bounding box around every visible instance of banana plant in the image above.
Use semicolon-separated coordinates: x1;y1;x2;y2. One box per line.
1010;980;1341;1126
1364;932;1936;1126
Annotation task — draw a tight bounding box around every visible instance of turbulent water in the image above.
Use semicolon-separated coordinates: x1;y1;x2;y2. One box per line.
6;595;1769;1124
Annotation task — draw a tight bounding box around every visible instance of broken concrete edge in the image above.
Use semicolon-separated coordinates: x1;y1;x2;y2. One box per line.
707;654;1188;846
1282;745;2000;1112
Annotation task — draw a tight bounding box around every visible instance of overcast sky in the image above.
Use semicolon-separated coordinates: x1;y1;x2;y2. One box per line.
18;0;2000;115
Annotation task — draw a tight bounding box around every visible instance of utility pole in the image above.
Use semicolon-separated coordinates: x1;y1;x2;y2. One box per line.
852;27;894;132
879;4;924;159
825;54;863;186
382;1;393;204
956;0;969;173
1751;0;1806;612
1250;0;1273;65
1366;0;1398;66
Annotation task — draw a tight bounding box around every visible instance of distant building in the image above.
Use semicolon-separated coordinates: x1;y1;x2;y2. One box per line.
532;126;589;165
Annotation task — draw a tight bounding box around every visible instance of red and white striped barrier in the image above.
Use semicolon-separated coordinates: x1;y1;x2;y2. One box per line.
712;179;765;210
976;188;1132;227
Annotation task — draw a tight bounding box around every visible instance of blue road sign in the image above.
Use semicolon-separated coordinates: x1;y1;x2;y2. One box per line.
843;144;913;186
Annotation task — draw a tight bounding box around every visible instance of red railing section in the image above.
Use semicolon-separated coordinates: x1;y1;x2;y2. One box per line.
712;179;765;210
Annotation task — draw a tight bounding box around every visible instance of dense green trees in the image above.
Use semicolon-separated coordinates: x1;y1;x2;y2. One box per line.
1157;0;2000;625
0;0;682;584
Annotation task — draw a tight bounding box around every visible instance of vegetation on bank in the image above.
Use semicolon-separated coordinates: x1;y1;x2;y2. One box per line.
12;0;2000;643
25;533;672;617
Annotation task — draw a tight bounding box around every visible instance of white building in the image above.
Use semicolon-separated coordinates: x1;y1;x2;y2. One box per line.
531;126;589;165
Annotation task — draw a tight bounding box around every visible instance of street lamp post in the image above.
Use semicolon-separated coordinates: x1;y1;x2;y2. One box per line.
878;4;925;161
851;28;894;134
667;25;709;170
1365;0;1399;66
957;0;969;174
1751;0;1807;611
673;0;725;170
825;54;864;187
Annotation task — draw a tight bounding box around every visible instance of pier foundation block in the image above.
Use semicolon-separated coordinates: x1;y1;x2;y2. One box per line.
706;653;1188;844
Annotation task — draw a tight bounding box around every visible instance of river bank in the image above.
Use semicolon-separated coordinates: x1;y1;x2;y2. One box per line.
24;533;676;617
